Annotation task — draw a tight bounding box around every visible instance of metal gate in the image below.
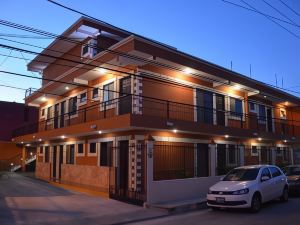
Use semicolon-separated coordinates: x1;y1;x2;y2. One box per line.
109;141;146;205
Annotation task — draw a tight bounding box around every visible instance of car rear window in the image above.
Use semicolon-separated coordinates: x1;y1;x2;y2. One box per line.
223;168;260;181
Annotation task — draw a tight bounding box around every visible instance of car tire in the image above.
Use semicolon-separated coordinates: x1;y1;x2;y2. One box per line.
280;187;289;202
250;193;261;213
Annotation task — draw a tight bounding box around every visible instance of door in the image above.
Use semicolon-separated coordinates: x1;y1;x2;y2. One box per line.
119;77;132;115
260;147;271;164
269;166;286;198
119;140;129;193
260;168;273;202
196;89;213;124
52;146;57;180
217;144;227;175
54;104;59;129
266;108;273;132
216;94;225;126
60;101;65;128
58;145;63;180
197;143;209;177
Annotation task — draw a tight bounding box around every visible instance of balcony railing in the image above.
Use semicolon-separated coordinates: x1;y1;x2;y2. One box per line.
12;94;299;138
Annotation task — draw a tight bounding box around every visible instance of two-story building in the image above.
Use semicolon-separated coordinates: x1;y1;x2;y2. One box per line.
13;17;300;205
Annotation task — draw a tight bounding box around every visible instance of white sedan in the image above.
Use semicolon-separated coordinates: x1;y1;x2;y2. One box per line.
207;165;288;212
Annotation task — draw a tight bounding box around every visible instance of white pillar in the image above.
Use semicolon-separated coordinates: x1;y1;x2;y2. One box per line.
271;147;276;165
209;144;216;176
239;145;245;166
145;136;154;205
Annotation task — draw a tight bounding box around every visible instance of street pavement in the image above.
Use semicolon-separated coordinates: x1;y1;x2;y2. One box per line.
1;172;299;225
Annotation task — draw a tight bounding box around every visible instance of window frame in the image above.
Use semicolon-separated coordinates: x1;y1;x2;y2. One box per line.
251;146;259;156
76;142;85;157
228;97;244;120
68;96;78;117
66;144;75;164
88;142;98;156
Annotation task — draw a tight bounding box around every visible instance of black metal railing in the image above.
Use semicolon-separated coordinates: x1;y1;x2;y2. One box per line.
12;94;300;138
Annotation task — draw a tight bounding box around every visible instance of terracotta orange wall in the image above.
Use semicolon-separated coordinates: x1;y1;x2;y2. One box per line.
0;141;21;160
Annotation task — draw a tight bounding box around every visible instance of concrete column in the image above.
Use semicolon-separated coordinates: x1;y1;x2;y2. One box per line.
209;144;216;176
21;146;26;172
271;147;276;165
145;135;154;205
239;145;245;166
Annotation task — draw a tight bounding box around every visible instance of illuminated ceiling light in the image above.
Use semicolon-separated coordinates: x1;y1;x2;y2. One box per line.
65;86;70;90
21;141;24;144
284;140;287;143
233;85;241;90
38;138;42;142
61;135;65;139
30;152;33;156
98;68;107;74
225;135;229;138
26;144;30;147
173;129;178;133
98;130;102;134
41;96;47;102
33;135;35;138
183;67;193;74
10;163;14;166
264;96;267;98
258;137;262;141
285;101;289;106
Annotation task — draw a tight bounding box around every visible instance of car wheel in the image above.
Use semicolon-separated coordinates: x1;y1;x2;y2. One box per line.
251;193;261;213
280;187;289;202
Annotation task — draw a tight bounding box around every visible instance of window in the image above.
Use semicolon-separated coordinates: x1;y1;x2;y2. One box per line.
230;97;243;116
223;168;259;181
89;142;97;154
249;102;255;112
103;82;114;103
82;44;89;56
280;108;286;119
269;167;282;178
47;106;53;119
79;92;87;103
92;88;99;99
78;143;84;154
41;108;45;117
66;145;75;164
251;146;258;156
228;145;237;165
258;105;266;122
39;147;43;154
68;96;77;116
100;142;113;166
261;168;271;179
44;146;49;163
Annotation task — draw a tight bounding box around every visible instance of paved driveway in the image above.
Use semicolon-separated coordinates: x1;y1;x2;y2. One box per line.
0;172;167;225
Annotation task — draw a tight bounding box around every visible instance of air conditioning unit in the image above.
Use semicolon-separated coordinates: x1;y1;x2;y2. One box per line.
81;39;98;58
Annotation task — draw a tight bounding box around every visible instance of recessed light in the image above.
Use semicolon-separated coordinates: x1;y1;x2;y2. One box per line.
225;135;229;138
258;137;262;141
38;138;42;142
21;141;24;144
284;140;287;143
173;129;177;133
98;68;107;74
233;85;241;90
41;96;47;102
61;135;65;139
264;96;267;98
65;86;69;90
183;68;193;74
98;131;102;134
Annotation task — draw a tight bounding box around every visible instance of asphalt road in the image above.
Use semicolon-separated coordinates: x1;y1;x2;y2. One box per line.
133;198;300;225
1;172;299;225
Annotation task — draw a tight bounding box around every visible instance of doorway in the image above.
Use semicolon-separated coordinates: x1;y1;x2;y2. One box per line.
216;94;225;126
119;77;132;115
197;143;209;177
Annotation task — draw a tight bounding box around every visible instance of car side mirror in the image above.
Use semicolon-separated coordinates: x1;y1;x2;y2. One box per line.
261;176;270;182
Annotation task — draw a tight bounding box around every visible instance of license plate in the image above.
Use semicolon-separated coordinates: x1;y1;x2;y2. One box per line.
216;197;225;203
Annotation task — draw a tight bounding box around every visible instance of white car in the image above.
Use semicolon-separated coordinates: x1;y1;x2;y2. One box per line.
207;165;288;212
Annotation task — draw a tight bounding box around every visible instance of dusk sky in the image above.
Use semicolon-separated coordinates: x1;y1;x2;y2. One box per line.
0;0;299;103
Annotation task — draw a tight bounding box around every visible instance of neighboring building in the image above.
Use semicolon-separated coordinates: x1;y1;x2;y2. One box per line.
0;101;38;171
12;17;300;205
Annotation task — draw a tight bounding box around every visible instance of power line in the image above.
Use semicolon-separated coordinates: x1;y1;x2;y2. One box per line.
0;49;12;67
222;0;300;28
240;0;300;39
262;0;299;26
279;0;300;17
0;18;297;101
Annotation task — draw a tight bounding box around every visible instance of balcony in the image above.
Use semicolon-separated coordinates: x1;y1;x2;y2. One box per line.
12;94;298;140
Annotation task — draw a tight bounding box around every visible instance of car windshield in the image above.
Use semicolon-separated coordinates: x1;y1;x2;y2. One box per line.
284;166;300;176
223;168;260;181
